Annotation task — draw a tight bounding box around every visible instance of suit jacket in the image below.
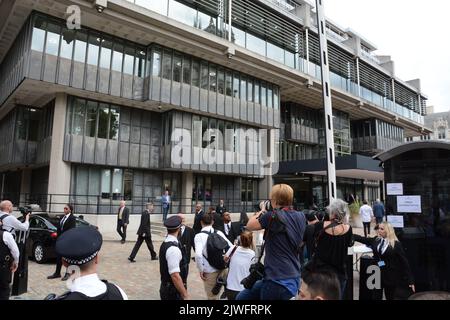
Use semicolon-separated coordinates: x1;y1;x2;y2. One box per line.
179;225;195;260
137;210;151;236
212;212;225;233
215;205;227;215
224;221;241;244
354;235;414;287
57;214;76;237
193;210;204;234
117;207;130;225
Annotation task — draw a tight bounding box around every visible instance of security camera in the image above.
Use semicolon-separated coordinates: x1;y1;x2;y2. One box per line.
95;5;105;13
94;0;107;13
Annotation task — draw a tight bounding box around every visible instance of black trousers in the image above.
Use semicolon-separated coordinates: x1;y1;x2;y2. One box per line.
363;222;371;237
0;265;11;300
130;235;157;259
117;220;127;241
160;282;183;300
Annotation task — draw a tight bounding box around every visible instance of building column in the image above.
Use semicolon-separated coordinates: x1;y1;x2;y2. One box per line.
47;93;71;216
181;172;193;215
363;183;369;202
258;176;273;203
19;169;32;207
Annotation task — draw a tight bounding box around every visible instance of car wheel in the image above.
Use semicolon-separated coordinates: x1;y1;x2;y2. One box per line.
33;243;47;264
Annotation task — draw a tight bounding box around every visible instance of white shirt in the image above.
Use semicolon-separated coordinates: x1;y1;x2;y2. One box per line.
164;235;182;275
61;213;71;227
378;238;389;255
359;205;374;223
70;273;128;299
225;245;255;292
224;222;232;236
2;231;20;264
194;226;232;274
0;212;30;233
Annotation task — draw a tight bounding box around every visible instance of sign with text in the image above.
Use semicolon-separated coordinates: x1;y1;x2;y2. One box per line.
387;215;405;228
397;196;422;213
387;183;404;195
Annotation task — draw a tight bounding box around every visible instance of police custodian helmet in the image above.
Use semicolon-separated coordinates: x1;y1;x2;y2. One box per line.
55;226;102;265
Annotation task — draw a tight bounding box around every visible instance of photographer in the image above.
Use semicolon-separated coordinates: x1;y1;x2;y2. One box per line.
0;200;30;235
237;184;306;301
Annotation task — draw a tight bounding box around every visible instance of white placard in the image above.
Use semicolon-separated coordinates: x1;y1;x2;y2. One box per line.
387;183;404;195
387;215;405;228
397;196;422;213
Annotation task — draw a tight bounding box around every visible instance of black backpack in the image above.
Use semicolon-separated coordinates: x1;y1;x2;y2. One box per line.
201;230;230;270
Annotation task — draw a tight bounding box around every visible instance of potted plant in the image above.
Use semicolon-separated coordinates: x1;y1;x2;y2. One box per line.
348;195;362;228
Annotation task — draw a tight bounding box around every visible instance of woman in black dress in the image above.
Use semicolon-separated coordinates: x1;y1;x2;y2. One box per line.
354;222;415;300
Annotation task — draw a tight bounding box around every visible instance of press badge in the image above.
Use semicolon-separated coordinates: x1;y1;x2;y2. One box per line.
378;261;386;267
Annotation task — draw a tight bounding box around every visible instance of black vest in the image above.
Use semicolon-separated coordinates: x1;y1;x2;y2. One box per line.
0;231;12;268
57;281;124;300
159;241;188;285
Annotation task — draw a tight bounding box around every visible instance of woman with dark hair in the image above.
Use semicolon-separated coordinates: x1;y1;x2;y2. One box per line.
239;211;249;232
47;204;77;280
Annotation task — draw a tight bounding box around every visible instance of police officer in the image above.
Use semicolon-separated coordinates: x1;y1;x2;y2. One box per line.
0;219;19;300
159;216;189;300
49;227;128;300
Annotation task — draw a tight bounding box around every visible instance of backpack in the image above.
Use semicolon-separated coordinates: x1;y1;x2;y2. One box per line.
201;230;230;270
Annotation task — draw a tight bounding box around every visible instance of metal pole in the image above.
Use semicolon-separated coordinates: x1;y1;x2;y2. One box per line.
315;0;336;203
228;0;232;42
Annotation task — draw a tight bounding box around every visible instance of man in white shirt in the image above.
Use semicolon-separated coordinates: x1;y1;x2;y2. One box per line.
0;200;30;235
194;213;232;300
359;200;374;238
0;219;20;300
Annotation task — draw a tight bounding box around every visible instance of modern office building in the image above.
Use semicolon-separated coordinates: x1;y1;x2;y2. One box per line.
0;0;429;224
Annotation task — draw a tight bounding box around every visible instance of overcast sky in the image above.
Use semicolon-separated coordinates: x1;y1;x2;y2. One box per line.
324;0;450;113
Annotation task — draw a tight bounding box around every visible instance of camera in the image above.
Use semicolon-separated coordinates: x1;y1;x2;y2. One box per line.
254;200;273;213
19;206;32;216
240;262;265;290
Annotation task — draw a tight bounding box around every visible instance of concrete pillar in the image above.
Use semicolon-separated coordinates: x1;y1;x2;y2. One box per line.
258;176;273;202
19;169;32;207
181;172;193;215
363;183;369;202
47;93;71;216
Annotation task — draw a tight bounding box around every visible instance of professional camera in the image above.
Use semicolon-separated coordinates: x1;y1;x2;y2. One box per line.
18;206;32;216
240;262;265;290
254;200;273;212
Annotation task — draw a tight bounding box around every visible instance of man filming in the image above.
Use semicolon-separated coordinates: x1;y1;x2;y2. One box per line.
237;184;306;300
0;200;30;235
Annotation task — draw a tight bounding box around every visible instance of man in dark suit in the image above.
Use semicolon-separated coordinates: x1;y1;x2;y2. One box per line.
177;214;194;278
117;200;130;244
128;203;158;262
48;204;76;280
211;208;225;233
216;199;227;216
192;203;204;235
223;212;241;244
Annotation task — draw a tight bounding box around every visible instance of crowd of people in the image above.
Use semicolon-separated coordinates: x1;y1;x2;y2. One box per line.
0;187;417;301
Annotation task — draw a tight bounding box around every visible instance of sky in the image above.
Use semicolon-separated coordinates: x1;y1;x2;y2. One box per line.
324;0;450;113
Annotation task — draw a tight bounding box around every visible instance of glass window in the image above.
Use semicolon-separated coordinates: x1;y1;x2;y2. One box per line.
197;11;216;35
97;104;109;139
109;106;120;140
200;62;209;90
85;101;98;137
285;50;295;68
233;73;240;98
135;49;146;77
246;33;265;56
162;49;172;80
60;29;74;59
225;71;232;96
111;43;124;72
261;82;267;107
151;49;161;76
231;27;245;47
254;81;260;104
273;86;279;110
192;60;200;87
247;79;253;102
173;54;182;82
240;76;247;101
182;56;191;85
202;118;208;148
28;109;40;142
73;31;87;63
168;0;196;27
76;167;89;196
267;85;273;108
45;23;61;56
87;34;100;66
71;98;86;135
123;46;135;75
209;65;217;92
267;42;284;64
218;68;225;95
31;20;46;52
101;169;111;199
88;168;100;196
205;176;212;201
112;169;123;200
99;38;112;69
123;169;133;200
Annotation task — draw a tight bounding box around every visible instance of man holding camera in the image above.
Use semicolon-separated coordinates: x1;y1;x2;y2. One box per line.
0;201;30;236
237;184;306;300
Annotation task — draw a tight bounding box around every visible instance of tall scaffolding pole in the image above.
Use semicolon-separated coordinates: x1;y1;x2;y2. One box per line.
315;0;336;203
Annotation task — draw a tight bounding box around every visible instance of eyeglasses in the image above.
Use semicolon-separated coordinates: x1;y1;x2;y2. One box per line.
64;207;69;210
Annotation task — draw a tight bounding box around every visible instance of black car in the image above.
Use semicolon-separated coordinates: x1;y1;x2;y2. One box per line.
21;213;95;264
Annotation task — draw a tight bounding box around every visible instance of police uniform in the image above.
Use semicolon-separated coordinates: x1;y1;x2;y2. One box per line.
51;227;128;300
0;230;20;300
159;216;188;300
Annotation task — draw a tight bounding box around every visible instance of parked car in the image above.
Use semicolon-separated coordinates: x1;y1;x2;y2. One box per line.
19;213;96;264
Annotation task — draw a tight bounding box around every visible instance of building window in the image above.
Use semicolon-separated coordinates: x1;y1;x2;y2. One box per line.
438;127;447;140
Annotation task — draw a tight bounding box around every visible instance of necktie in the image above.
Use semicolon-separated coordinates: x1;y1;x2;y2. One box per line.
226;223;230;235
61;216;67;227
379;239;385;254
